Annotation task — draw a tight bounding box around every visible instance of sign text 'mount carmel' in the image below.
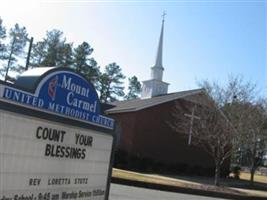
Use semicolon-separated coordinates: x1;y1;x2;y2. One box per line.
0;67;115;200
0;68;114;129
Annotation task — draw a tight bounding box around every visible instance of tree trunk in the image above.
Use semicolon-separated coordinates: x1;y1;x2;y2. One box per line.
250;161;256;186
214;162;221;186
5;39;15;81
250;168;255;185
250;135;257;186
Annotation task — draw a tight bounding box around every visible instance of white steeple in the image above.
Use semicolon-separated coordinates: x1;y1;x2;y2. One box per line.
151;12;165;80
141;12;169;99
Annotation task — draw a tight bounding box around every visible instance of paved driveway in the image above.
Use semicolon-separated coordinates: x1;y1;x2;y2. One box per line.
109;184;233;200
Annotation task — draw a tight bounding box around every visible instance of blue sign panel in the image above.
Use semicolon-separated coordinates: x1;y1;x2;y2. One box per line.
0;69;114;129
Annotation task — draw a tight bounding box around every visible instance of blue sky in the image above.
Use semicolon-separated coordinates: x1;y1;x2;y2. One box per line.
0;0;266;95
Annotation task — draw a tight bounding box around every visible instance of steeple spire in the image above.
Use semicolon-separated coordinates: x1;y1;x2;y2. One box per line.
151;11;166;81
141;12;169;99
154;11;166;69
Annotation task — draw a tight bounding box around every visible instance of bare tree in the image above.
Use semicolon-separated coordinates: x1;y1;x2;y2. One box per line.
231;101;267;185
198;76;267;185
169;99;235;186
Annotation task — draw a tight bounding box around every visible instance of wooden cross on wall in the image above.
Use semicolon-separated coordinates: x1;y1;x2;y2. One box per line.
184;105;200;145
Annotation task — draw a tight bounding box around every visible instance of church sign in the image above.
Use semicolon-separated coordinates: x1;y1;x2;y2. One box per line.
0;68;115;200
1;70;114;129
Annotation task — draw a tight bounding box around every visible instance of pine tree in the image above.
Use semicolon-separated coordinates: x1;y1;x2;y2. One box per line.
0;17;7;60
124;76;141;100
71;42;100;86
31;29;73;68
59;43;73;67
99;63;125;102
99;73;110;103
30;41;46;67
0;23;28;81
41;29;66;66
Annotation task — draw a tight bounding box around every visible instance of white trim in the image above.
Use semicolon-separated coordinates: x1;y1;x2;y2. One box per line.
142;79;169;85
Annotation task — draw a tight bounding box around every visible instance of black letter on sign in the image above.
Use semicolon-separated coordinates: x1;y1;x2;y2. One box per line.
45;144;51;156
36;126;42;139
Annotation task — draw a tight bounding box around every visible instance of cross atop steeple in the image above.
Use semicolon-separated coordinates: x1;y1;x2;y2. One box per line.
162;11;166;22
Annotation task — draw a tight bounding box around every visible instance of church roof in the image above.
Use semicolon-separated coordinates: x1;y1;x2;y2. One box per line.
106;88;205;114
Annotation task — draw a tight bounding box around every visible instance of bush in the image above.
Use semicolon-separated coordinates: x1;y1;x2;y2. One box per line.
114;150;221;177
231;166;241;179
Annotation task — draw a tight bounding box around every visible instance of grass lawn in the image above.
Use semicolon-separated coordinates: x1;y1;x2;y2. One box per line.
112;168;195;188
112;168;267;198
239;172;267;184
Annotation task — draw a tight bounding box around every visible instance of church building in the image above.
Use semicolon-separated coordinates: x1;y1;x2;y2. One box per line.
106;17;230;176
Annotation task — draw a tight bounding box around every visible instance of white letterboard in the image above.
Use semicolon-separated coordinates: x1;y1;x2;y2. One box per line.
0;110;113;200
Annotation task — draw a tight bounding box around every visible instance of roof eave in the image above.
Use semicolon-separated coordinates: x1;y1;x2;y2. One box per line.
106;89;205;114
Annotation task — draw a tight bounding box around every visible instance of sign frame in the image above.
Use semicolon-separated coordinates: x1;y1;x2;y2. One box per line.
0;68;116;200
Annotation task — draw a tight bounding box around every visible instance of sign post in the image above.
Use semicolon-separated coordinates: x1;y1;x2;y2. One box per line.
0;68;115;200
